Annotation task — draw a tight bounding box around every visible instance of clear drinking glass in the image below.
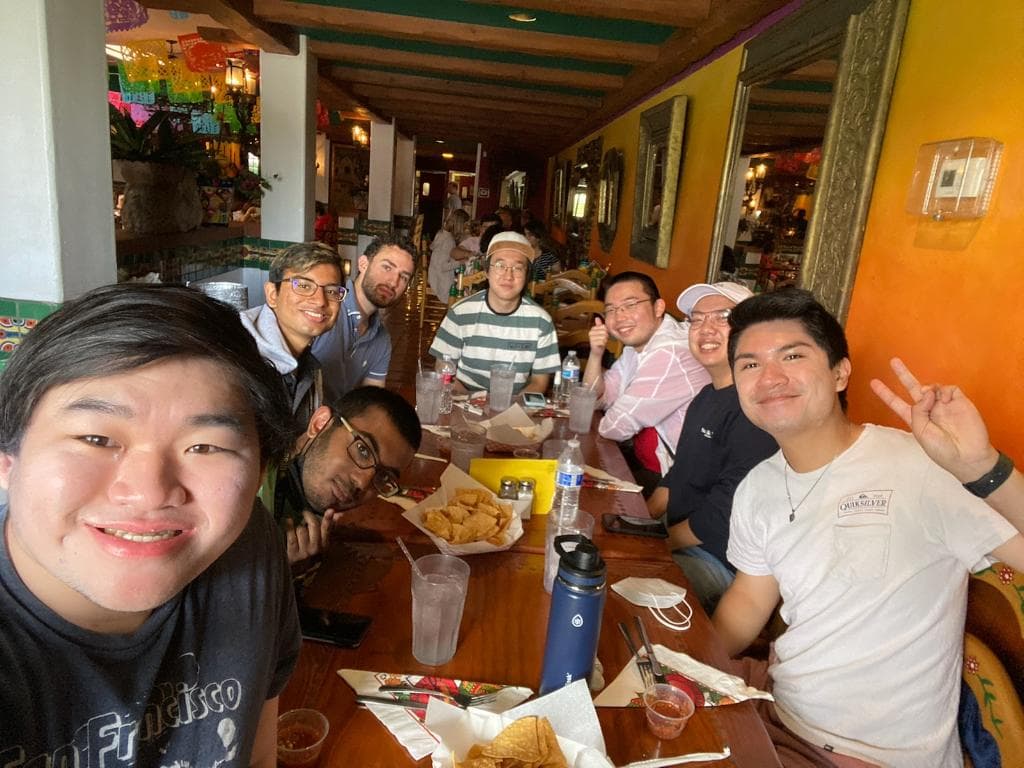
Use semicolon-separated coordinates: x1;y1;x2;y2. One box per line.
411;553;471;666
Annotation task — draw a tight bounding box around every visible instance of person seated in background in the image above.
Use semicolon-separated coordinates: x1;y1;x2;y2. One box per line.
478;212;504;256
312;234;417;402
524;219;562;282
646;282;776;614
313;201;338;247
713;287;1024;767
240;242;344;428
582;272;711;494
428;208;471;301
0;284;299;764
262;386;420;575
429;231;560;395
871;357;1022;525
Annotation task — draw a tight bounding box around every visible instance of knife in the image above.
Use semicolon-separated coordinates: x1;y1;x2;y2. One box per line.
355;694;427;709
634;615;667;684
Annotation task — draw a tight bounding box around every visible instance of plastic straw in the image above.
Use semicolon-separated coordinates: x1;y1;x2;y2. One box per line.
396;536;424;578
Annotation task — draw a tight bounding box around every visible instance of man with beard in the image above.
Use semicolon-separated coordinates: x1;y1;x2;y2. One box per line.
263;386;421;572
313;234;417;402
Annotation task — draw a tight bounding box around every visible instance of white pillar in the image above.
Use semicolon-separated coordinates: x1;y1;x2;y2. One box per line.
0;0;115;304
260;34;315;243
358;118;396;254
393;134;415;217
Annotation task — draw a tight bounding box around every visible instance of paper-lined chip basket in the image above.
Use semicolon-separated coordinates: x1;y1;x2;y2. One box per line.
403;464;525;555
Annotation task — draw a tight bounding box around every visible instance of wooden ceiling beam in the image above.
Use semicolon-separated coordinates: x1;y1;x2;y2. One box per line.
398;118;556;145
196;26;254;48
383;110;562;138
747;89;833;108
139;0;298;54
254;0;658;65
309;41;624;91
571;0;790;140
348;85;590;121
332;67;603;110
317;74;384;122
744;110;829;128
463;0;711;28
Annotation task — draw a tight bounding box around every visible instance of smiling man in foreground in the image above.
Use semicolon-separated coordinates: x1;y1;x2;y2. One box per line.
713;287;1024;767
0;284;300;766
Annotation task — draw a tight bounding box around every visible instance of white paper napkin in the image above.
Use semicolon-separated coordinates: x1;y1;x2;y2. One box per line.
338;669;533;761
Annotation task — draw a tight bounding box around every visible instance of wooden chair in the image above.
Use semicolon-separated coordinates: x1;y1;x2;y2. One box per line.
554;299;604;332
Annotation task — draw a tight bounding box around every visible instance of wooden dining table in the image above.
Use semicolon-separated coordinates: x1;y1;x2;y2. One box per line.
281;541;780;767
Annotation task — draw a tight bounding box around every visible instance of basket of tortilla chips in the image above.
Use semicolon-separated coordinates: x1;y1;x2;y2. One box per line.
403;465;525;555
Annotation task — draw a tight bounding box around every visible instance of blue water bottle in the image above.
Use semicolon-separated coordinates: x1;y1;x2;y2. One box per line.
539;534;607;695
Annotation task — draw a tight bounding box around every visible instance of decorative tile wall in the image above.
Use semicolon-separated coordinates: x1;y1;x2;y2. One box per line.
0;297;61;370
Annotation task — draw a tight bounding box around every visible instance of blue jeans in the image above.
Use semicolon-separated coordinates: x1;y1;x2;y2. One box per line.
672;546;735;616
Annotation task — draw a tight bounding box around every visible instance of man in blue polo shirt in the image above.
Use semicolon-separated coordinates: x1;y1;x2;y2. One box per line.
313;234;417;402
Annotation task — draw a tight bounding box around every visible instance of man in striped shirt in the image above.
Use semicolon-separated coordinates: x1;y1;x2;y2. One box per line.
429;231;560;395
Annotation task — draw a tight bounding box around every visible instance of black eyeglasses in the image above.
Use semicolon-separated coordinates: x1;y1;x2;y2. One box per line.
285;276;347;303
336;416;401;497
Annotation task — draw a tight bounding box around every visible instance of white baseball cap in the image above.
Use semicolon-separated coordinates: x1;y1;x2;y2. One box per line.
487;231;535;262
676;282;754;316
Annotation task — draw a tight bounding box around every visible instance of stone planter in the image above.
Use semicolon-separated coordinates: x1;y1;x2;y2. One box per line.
117;160;204;235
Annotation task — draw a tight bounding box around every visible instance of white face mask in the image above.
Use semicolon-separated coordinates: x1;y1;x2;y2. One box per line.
611;577;693;631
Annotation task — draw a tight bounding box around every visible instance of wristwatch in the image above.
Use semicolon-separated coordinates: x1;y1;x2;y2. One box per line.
963;451;1015;498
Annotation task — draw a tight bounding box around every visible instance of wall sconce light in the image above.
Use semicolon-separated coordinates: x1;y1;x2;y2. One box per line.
225;57;246;92
906;137;1003;221
571;188;588;218
422;182;431;196
755;163;768;180
351;124;369;147
441;152;454;160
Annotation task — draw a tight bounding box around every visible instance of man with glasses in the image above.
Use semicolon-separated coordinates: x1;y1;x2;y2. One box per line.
646;281;777;613
429;231;560;395
582;272;711;494
241;242;344;428
262;386;421;572
313;234;417;402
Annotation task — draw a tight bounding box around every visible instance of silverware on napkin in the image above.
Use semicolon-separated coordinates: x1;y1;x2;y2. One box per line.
620;747;732;767
377;685;501;707
355;694;428;709
634;615;667;684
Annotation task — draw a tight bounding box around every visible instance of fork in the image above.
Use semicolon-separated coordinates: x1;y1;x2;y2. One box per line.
617;621;654;689
377;684;502;707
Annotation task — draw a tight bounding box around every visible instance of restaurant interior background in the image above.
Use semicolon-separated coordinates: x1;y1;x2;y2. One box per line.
0;0;1021;474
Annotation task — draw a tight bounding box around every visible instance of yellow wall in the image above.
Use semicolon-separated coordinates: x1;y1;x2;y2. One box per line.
552;48;744;307
552;0;1023;463
845;0;1024;464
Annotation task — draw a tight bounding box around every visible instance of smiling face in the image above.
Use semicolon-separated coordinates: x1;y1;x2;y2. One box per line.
0;358;263;633
731;319;851;441
688;294;735;386
264;262;343;356
299;405;415;513
486;249;530;307
358;245;416;309
603;280;665;351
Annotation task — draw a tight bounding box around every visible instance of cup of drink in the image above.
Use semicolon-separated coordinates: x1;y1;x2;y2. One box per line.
412;553;471;666
543;511;594;593
642;684;695;740
450;422;487;471
416;371;443;425
568;384;598;434
277;708;329;768
489;365;516;413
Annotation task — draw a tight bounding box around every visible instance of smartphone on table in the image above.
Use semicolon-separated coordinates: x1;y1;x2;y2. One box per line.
601;513;668;539
297;605;372;648
521;392;547;408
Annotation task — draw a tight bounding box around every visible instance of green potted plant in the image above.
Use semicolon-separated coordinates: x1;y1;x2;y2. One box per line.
110;105;210;234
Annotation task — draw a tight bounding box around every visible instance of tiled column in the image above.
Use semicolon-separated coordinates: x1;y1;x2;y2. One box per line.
0;0;115;368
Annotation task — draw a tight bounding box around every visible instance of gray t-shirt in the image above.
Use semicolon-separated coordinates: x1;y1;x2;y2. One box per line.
0;501;300;767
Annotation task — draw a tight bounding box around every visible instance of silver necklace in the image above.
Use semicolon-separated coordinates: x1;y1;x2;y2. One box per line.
784;457;836;523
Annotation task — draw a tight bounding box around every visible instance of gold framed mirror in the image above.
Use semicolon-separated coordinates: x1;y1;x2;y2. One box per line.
597;148;624;253
631;96;687;268
706;0;909;320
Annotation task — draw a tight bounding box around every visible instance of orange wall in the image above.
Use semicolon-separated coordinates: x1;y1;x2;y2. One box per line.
551;48;744;309
845;0;1024;465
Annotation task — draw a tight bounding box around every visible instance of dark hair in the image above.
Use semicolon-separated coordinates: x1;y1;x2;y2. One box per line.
363;233;417;272
331;386;422;452
268;241;342;283
0;283;297;462
604;271;661;302
479;220;504;255
727;287;850;409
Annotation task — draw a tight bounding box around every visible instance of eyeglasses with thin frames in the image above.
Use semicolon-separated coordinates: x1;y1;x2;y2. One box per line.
603;297;652;318
336;415;401;497
285;276;347;303
689;308;731;328
489;260;528;276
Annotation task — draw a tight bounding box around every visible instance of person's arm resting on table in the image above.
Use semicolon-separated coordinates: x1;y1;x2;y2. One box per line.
524;372;551;394
712;572;780;657
249;698;280;768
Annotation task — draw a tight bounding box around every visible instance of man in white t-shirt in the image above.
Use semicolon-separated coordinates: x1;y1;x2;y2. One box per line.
714;287;1024;767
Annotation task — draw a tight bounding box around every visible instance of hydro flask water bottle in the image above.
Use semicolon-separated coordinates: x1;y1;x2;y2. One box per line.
539;534;607;695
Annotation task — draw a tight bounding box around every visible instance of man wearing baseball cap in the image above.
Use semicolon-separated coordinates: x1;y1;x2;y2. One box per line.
429;231;561;395
647;281;777;613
